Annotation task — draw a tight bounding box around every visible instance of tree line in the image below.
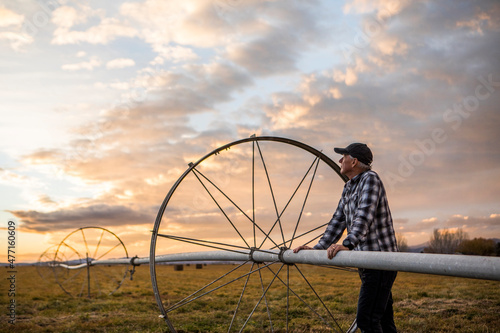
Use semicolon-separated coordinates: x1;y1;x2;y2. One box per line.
397;229;499;256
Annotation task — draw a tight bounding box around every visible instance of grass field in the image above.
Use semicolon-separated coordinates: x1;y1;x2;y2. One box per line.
1;264;499;332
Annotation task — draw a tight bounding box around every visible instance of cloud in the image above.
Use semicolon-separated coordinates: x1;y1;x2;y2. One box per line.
392;214;500;238
444;214;500;229
456;8;500;35
52;17;137;45
120;0;232;48
254;1;500;234
343;0;408;18
0;6;24;27
155;45;198;63
0;167;30;186
9;204;156;232
121;0;327;76
51;5;85;29
0;31;33;51
51;4;127;45
62;56;101;71
226;30;297;76
225;3;328;76
0;6;33;50
422;217;438;224
106;58;135;69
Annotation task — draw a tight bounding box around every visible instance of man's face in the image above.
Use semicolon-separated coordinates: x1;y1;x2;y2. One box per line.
339;154;355;176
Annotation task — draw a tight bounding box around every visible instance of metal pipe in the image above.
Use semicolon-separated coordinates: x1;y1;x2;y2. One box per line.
57;249;500;281
58;262;87;269
282;250;500;281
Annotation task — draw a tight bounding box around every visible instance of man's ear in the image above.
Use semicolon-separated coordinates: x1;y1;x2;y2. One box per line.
352;158;358;167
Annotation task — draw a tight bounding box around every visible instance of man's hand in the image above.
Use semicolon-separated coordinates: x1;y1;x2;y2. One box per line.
293;245;312;253
327;244;348;259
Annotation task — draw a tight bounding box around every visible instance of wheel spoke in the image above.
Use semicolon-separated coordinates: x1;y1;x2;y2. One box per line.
95;242;122;261
78;272;86;298
286;265;290;332
239;263;284;333
255;141;286;246
257;155;320;250
294;264;343;332
168;262;249;313
93;266;104;296
57;268;80;284
157;233;249;253
192;166;279;249
271;223;328;250
193;167;254;223
229;263;255;332
257;263;274;332
252;140;256;248
80;229;91;259
60;241;81;261
264;264;337;331
167;261;278;313
192;167;251;248
157;233;278;256
289;155;321;249
93;229;105;259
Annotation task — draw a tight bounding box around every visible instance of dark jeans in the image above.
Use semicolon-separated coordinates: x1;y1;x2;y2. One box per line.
357;269;398;333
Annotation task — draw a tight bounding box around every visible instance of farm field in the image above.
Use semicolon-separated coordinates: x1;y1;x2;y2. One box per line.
1;264;499;332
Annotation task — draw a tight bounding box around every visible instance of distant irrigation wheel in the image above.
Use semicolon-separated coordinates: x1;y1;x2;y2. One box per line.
54;226;129;298
36;244;73;281
150;136;359;332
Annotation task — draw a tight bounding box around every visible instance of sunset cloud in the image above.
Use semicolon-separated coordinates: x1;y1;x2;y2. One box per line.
52;16;137;45
9;204;156;232
62;56;102;71
0;6;24;27
106;58;135;69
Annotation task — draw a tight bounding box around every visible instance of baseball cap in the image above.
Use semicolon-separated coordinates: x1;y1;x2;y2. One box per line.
334;143;373;166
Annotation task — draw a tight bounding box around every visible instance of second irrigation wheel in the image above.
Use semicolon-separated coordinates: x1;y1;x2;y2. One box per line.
150;136;359;332
37;244;81;282
54;226;129;297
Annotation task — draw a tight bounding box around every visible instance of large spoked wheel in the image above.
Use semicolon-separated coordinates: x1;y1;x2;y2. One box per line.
54;227;129;298
150;136;358;332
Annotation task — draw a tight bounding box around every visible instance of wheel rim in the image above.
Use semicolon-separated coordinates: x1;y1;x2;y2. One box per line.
150;136;357;332
54;227;129;297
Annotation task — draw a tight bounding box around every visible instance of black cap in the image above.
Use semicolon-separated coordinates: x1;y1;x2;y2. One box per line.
334;143;373;166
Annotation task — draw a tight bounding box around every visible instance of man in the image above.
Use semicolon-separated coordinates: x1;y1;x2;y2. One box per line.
293;143;398;333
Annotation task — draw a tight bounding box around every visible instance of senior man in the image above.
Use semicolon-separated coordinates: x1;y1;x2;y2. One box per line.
293;143;398;333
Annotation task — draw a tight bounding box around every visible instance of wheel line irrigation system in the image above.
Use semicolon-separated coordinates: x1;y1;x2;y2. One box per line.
39;135;500;333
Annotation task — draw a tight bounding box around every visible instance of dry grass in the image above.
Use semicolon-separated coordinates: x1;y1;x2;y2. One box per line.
1;264;499;332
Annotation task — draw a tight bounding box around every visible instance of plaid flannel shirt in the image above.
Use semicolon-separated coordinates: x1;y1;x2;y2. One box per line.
314;170;398;252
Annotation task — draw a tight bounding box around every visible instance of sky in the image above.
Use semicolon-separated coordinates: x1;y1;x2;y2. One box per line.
1;0;499;262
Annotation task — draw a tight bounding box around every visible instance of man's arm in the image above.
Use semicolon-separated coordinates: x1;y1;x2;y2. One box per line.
313;197;347;250
293;196;346;253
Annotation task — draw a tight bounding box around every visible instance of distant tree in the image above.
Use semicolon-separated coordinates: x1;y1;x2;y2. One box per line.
396;232;409;252
424;228;468;254
457;238;496;256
